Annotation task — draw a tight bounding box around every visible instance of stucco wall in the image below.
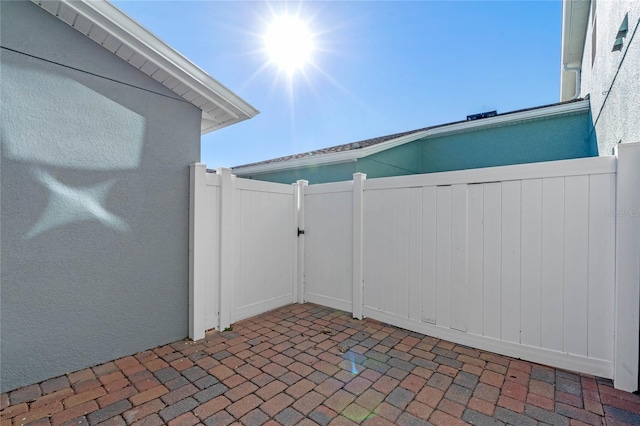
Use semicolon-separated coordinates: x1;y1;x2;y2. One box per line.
580;0;640;155
1;1;201;392
419;112;594;173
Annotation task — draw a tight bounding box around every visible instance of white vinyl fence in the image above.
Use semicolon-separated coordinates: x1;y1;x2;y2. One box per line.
189;167;298;336
360;160;616;379
190;142;640;391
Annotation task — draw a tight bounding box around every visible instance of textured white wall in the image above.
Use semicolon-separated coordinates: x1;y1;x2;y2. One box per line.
580;0;640;155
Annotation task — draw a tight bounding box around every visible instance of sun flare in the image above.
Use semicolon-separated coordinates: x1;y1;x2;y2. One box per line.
265;15;314;74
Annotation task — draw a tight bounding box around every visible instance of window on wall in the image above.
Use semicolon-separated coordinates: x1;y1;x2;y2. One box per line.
612;13;628;51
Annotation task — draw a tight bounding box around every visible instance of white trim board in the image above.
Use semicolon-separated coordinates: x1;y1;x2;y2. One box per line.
304;293;353;314
235;178;295;194
363;156;616;190
305;181;353;195
234;295;294;324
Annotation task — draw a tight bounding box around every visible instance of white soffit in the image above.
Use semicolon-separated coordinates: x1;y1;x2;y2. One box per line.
234;100;591;175
560;0;591;101
32;0;259;134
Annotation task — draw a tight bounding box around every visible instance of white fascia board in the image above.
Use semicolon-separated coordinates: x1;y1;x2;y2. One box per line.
234;100;591;176
561;0;590;67
45;0;259;129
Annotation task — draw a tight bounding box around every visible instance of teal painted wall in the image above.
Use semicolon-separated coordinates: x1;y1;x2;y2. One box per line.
420;112;593;173
239;161;356;184
356;142;421;178
238;111;595;184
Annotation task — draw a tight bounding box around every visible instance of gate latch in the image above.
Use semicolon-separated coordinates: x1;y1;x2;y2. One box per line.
298;228;305;236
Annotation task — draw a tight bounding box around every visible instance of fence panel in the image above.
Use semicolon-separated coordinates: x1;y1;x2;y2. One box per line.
303;182;353;311
232;178;296;322
361;157;617;378
520;179;542;347
189;165;221;339
588;173;616;362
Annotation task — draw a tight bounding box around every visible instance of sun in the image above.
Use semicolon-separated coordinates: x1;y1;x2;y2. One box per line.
265;15;314;74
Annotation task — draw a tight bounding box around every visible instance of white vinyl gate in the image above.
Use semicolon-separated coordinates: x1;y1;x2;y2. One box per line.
232;178;297;322
303;181;353;312
189;167;298;335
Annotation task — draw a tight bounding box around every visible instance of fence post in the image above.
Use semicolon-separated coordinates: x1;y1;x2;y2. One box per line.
218;167;235;331
296;180;308;304
353;173;366;319
292;182;299;304
614;142;640;391
189;163;207;340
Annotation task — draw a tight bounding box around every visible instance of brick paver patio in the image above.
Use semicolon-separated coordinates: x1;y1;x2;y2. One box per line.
3;303;640;426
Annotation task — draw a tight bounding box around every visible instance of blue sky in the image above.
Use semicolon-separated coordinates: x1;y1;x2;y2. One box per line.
113;1;562;168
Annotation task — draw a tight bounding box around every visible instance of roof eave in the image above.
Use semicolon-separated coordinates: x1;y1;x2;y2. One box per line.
33;0;259;134
233;100;591;176
202;115;253;134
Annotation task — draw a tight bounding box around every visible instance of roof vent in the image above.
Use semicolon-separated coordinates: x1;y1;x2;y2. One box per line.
613;13;629;51
467;110;497;121
352;142;362;149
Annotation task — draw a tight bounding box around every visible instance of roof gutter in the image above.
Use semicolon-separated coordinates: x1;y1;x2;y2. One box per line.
563;64;582;100
234;100;590;176
560;0;591;101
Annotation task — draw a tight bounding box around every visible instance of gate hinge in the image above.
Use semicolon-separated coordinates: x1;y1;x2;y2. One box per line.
298;228;305;236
